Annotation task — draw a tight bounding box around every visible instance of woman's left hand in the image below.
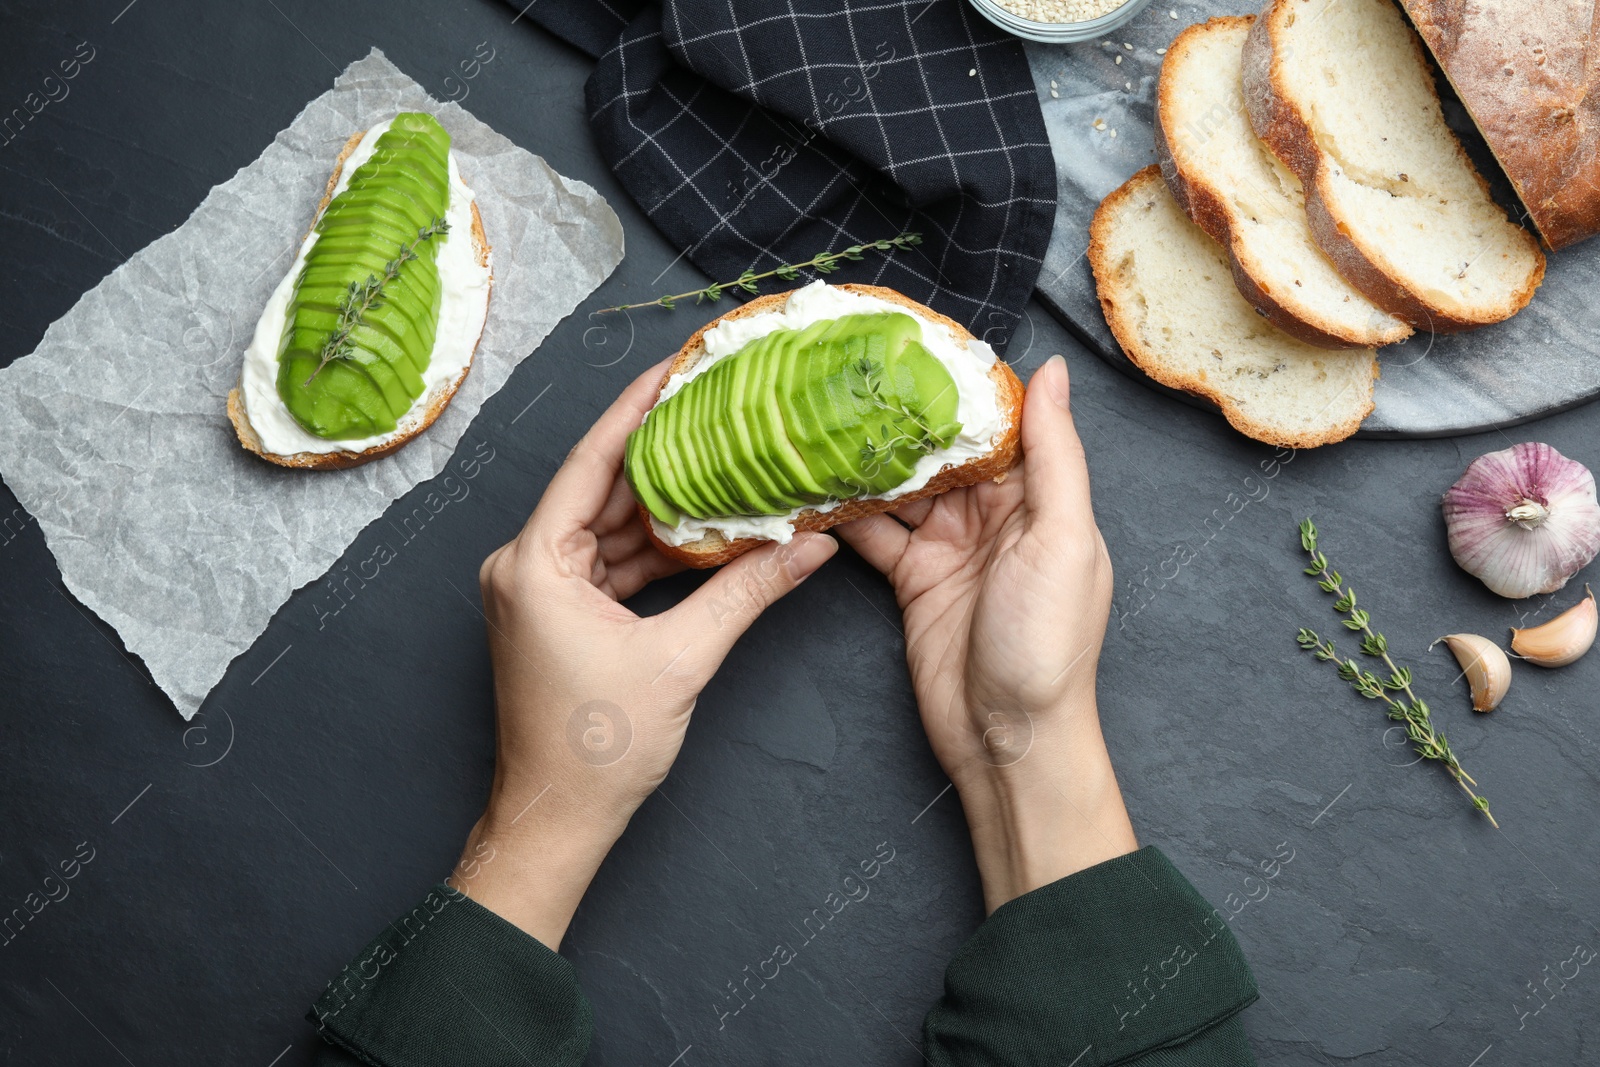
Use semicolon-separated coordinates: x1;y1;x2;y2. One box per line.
450;358;837;948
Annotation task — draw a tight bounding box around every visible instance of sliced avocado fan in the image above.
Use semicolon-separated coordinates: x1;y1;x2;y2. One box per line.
625;312;964;527
276;112;453;440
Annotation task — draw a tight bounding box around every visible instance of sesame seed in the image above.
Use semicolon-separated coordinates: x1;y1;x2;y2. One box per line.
1170;9;1178;17
968;68;977;76
1050;89;1059;97
1110;128;1118;137
1115;55;1123;63
1123;42;1133;49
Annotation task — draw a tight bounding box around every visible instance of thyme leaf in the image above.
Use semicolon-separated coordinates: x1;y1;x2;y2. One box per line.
303;217;451;386
597;233;923;314
852;356;959;481
1295;518;1496;827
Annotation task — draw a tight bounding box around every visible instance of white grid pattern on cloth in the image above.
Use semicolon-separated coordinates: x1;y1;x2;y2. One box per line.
562;0;1056;348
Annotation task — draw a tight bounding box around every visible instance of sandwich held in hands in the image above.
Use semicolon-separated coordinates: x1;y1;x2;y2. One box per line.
623;282;1025;567
230;111;493;469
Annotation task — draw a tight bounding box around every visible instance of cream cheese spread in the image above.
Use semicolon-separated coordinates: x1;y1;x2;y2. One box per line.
238;117;492;456
652;281;1008;547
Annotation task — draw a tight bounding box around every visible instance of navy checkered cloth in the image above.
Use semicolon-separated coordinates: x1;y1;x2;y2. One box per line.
509;0;1056;351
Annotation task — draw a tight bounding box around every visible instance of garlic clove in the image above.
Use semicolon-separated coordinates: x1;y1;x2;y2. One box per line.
1431;633;1512;711
1442;442;1600;599
1510;586;1598;668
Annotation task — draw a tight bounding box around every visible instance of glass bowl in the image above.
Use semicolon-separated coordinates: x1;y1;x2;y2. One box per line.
966;0;1158;44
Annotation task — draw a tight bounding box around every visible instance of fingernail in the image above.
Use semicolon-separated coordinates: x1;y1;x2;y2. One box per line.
1044;354;1071;409
785;533;838;581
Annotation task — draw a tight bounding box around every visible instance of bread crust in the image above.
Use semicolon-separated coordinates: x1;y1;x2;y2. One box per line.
636;284;1026;569
1089;166;1376;449
1241;0;1545;332
1155;16;1412;350
228;128;493;470
1400;0;1600;251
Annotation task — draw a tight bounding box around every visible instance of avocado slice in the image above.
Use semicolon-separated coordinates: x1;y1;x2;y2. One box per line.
820;317;919;493
724;336;819;508
896;339;963;449
625;413;681;526
708;349;773;507
323;182;437;232
776;319;865;498
702;352;797;513
688;366;752;515
660;389;729;519
738;334;829;504
782;316;910;496
689;360;753;513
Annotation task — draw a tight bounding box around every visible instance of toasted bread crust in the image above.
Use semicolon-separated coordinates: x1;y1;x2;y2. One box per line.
1241;2;1544;332
1155;17;1411;350
1400;0;1600;251
637;284;1026;568
1088;166;1376;449
228;128;493;470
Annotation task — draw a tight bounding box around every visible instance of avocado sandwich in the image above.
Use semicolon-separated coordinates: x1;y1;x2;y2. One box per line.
229;112;493;470
625;282;1025;568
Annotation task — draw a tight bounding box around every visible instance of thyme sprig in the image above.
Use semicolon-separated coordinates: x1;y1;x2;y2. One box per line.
852;357;959;478
1294;519;1496;827
303;217;451;385
596;233;923;314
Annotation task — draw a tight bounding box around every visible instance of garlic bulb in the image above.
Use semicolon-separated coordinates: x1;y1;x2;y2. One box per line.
1431;633;1511;711
1510;587;1597;668
1442;443;1600;599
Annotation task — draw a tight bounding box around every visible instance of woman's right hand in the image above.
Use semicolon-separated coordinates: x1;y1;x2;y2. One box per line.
837;355;1137;912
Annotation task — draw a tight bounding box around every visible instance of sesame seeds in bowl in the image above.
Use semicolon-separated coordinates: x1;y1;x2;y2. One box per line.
968;0;1159;43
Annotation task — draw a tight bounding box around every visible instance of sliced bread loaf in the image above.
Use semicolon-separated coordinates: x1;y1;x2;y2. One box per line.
1156;16;1411;349
1401;0;1600;251
1089;167;1377;448
1242;0;1545;332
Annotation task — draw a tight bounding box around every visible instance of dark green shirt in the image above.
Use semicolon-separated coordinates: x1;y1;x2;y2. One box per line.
308;847;1257;1065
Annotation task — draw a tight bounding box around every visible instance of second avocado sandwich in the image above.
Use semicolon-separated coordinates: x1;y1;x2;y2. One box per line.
625;281;1025;568
229;111;493;470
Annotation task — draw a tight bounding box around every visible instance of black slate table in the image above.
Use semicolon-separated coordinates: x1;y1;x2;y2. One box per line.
3;2;1598;1064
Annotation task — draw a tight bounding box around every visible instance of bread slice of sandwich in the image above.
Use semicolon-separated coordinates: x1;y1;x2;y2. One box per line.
624;282;1025;568
1242;0;1544;331
1090;166;1378;448
1156;16;1411;349
229;112;493;469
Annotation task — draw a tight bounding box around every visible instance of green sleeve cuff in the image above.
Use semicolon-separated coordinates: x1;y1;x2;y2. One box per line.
307;884;592;1067
924;846;1258;1067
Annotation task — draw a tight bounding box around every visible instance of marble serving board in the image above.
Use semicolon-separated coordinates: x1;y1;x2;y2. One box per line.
1024;2;1600;438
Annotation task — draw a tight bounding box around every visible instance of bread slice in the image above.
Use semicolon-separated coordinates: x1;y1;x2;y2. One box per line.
1242;0;1545;332
637;284;1025;568
227;129;493;470
1156;16;1411;350
1089;167;1377;448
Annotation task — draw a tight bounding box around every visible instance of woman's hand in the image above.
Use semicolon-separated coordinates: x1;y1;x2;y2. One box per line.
451;359;837;948
837;354;1137;912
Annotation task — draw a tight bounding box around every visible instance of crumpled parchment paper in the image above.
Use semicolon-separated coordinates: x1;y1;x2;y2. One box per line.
0;49;624;719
